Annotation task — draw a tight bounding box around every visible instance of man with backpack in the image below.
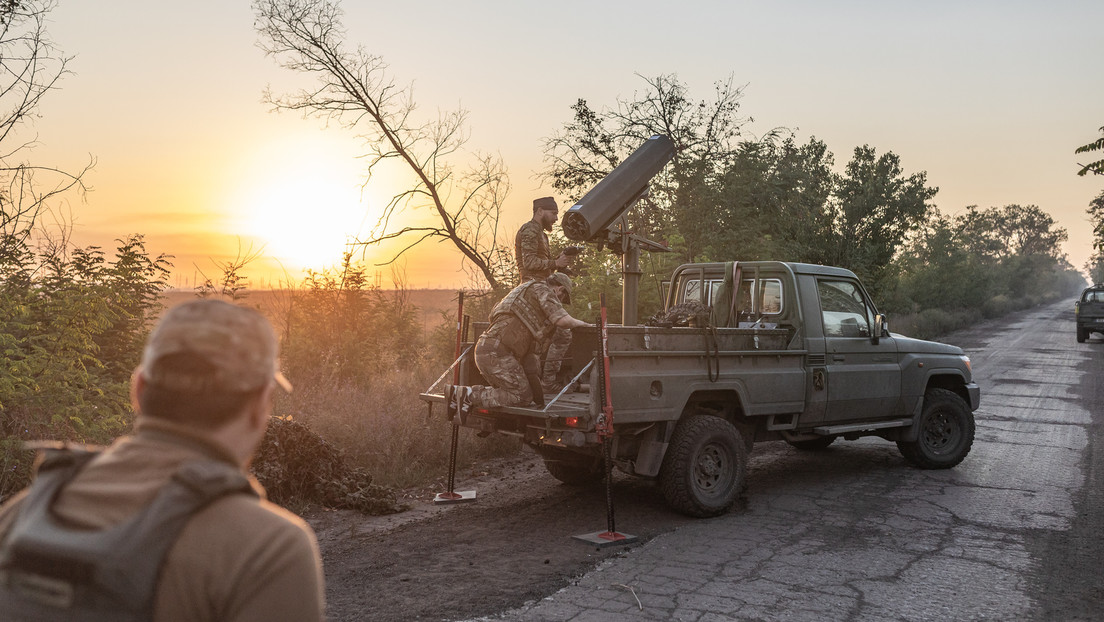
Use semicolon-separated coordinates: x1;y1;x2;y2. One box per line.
0;300;325;621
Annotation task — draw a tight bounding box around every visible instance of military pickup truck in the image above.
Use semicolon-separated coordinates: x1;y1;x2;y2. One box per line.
1075;283;1104;343
421;260;980;517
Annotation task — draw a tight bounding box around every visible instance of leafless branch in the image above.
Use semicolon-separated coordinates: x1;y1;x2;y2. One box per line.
254;0;509;290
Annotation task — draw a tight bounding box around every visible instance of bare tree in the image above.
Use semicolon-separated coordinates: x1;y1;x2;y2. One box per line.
0;0;92;264
254;0;511;291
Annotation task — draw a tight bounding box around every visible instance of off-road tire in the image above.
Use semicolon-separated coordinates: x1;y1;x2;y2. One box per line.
536;446;603;486
897;388;975;469
1077;326;1088;343
785;436;837;451
659;415;747;518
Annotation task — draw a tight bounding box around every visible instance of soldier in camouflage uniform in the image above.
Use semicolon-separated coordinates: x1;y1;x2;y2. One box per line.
461;273;591;411
515;197;573;389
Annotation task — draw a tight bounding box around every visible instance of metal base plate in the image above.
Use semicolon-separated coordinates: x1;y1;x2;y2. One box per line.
572;531;638;548
433;490;477;504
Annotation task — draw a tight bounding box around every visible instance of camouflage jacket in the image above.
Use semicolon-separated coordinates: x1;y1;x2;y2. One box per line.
515;220;554;282
490;280;568;343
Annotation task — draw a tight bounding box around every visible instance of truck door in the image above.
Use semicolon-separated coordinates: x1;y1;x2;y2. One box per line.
816;278;901;422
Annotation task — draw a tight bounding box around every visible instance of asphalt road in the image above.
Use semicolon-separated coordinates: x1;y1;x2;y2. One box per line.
479;299;1103;621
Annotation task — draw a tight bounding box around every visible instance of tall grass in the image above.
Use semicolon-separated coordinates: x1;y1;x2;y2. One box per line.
259;258;520;490
272;362;519;490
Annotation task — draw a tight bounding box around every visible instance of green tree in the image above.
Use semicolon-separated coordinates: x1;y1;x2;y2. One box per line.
824;146;937;296
1076;126;1104;177
1086;191;1104;283
541;73;755;253
956;204;1068;262
698;137;836;264
1;238;172;500
895;212;991;311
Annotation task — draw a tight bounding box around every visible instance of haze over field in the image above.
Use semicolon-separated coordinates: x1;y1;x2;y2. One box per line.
26;1;1104;288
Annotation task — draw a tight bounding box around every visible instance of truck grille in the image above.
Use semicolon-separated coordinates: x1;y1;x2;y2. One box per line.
807;354;826;366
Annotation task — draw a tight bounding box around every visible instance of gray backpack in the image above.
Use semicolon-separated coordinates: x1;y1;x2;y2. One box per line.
0;448;255;621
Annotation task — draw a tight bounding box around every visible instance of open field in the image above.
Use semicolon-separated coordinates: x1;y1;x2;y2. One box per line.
163;288;461;334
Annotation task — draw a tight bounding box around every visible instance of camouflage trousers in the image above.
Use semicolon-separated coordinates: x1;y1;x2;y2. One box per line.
541;327;573;388
471;330;540;409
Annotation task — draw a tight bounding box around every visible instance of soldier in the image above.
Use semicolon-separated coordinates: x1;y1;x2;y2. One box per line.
515;196;574;390
455;273;591;415
515;196;570;281
0;300;325;621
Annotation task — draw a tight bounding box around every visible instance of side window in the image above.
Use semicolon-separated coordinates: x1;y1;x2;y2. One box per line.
681;278;722;306
759;279;783;314
735;278;783;316
818;279;872;338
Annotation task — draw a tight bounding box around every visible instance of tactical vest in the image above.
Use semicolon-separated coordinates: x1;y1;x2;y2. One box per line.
0;448;256;621
490;280;555;343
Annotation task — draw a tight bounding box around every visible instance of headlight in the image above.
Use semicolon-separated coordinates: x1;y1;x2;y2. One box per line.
960;355;972;373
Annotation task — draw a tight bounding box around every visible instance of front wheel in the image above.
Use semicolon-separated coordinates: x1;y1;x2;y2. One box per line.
897;388;975;469
659;415;748;518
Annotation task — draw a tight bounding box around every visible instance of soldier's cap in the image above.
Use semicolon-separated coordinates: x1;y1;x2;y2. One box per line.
545;272;572;303
139;300;292;394
533;196;558;212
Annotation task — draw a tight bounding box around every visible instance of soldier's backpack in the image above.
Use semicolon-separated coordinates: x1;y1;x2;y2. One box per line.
0;447;256;621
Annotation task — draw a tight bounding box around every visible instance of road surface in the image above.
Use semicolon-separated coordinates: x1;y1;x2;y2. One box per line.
311;299;1101;622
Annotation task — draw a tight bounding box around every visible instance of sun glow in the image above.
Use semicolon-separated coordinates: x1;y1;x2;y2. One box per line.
229;134;376;275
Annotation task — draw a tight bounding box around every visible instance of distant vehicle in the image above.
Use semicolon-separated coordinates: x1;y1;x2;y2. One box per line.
1075;284;1104;343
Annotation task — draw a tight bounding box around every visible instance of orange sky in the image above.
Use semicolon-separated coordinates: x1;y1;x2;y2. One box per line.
21;1;1104;290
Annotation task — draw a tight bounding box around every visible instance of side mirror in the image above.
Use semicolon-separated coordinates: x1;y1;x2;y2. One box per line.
872;314;889;345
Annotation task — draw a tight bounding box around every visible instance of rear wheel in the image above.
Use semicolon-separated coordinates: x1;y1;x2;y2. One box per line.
659;415;747;517
785;436;837;451
897;388;975;469
1077;326;1088;343
536;446;603;486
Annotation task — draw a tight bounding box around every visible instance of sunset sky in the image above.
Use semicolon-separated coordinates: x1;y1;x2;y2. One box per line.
24;1;1104;289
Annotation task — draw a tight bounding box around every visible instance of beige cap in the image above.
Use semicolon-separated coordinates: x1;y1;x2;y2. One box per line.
140;300;291;394
545;272;572;303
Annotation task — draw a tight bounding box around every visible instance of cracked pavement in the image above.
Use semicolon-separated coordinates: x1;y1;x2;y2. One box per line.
482;300;1101;621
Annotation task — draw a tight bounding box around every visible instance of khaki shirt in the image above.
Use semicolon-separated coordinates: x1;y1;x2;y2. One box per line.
515;219;554;281
0;417;325;622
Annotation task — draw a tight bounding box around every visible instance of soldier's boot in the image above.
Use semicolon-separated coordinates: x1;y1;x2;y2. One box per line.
447;385;473;424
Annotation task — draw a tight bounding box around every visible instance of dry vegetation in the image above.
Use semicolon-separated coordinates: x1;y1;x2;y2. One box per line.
235;273;519;509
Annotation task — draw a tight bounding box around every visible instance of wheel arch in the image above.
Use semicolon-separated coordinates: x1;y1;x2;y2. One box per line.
925;371;971;408
676;388;754;452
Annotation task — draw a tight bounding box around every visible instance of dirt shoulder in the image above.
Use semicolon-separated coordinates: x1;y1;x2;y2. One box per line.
305;449;694;622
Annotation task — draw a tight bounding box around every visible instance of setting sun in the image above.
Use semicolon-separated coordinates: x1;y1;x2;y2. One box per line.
228;133;373;275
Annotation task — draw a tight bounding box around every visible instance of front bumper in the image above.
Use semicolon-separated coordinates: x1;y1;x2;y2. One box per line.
966;382;981;411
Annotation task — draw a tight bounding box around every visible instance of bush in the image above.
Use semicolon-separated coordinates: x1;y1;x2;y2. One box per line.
891;308;979;341
0;235;170;502
982;294;1015;319
252;416;406;515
